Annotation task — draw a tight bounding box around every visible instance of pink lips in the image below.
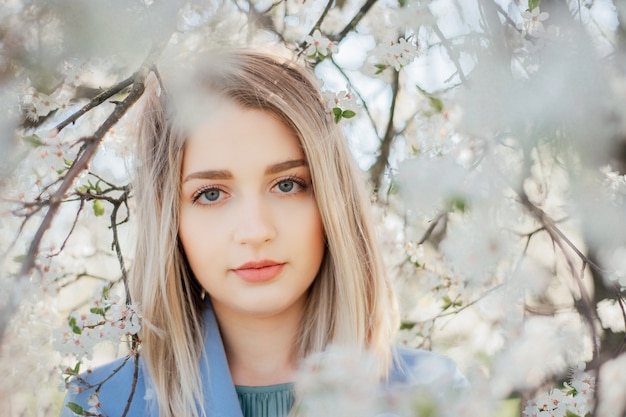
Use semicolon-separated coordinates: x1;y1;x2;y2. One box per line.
233;260;285;283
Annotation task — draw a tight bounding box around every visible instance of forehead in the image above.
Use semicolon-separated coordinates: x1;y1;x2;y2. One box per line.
181;102;305;174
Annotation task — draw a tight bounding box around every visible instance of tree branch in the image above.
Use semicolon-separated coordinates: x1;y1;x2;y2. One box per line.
55;75;135;133
369;69;399;191
332;0;378;42
17;43;163;280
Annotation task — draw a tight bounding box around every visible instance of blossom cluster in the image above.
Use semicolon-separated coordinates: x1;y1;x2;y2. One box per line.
369;37;418;73
523;368;595;417
54;294;141;363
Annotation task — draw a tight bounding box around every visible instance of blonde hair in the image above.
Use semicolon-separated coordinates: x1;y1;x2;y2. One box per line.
130;49;398;417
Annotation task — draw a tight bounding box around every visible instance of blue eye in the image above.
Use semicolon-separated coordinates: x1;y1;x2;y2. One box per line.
277;180;295;193
193;187;224;205
202;189;221;202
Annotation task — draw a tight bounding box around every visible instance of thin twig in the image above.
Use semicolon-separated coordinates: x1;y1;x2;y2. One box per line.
309;0;334;35
55;75;135;133
47;199;85;258
109;187;131;304
332;0;378;42
297;0;334;54
517;189;602;407
329;56;379;136
431;24;468;83
369;69;399;191
121;353;140;417
417;212;446;245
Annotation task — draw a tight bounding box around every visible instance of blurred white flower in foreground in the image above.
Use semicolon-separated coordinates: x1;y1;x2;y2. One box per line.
292;345;465;417
596;353;626;417
519;8;550;36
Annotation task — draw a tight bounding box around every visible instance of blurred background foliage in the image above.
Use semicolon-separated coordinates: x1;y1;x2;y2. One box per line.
1;0;625;416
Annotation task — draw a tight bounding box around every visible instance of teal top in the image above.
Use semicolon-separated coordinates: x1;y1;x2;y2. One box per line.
235;383;295;417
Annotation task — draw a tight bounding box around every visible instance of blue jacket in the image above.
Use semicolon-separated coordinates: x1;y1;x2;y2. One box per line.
61;304;466;417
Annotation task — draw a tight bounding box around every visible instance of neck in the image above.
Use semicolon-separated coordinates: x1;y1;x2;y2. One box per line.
212;296;305;386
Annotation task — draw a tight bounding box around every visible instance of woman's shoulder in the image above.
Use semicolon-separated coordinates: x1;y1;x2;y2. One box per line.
388;346;468;390
60;355;154;417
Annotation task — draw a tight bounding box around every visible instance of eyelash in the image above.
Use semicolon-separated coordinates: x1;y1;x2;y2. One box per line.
190;175;308;206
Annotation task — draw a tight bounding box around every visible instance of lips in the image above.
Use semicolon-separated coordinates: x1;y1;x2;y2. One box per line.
232;260;285;283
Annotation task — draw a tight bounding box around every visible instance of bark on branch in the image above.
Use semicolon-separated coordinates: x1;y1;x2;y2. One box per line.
369;69;399;192
17;44;163;280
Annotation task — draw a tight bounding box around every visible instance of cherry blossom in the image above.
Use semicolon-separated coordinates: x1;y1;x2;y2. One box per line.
303;29;337;59
519;7;550;36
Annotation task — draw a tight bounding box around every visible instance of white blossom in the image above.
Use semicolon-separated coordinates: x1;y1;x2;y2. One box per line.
597;298;626;333
596;353;626;417
519;8;550;36
368;37;418;72
303;29;337;59
324;89;358;113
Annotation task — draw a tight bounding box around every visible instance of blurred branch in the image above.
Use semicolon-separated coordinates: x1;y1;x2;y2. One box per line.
369;69;399;191
417;211;447;245
238;0;287;44
309;0;334;35
332;0;377;43
517;188;602;400
297;0;334;56
431;24;468;83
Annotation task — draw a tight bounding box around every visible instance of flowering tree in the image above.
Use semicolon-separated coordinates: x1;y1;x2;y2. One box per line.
1;0;625;416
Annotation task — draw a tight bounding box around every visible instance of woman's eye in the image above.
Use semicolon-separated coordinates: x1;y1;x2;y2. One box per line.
195;188;223;204
275;180;301;194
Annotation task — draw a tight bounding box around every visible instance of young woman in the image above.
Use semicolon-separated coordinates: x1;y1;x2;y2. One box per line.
61;49;465;417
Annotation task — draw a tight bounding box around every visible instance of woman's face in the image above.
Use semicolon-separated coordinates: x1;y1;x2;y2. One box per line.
179;101;325;321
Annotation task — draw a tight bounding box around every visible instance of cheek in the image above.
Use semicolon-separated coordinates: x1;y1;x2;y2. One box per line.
296;204;325;256
178;209;225;271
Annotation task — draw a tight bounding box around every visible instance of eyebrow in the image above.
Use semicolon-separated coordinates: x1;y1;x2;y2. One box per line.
182;159;307;183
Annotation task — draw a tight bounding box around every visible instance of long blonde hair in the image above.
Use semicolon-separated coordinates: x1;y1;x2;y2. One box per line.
131;49;398;417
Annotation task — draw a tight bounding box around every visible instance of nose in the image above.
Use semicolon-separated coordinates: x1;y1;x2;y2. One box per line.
233;196;276;246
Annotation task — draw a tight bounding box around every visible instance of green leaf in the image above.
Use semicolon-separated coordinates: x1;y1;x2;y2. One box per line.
332;107;343;124
23;134;44;148
441;295;462;311
93;200;105;217
374;63;388;75
528;0;541;11
414;397;437;417
400;321;416;330
447;195;468;212
13;254;26;264
417;85;444;113
341;109;356;119
565;411;581;417
68;316;82;335
64;158;73;167
90;307;106;316
66;402;85;415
